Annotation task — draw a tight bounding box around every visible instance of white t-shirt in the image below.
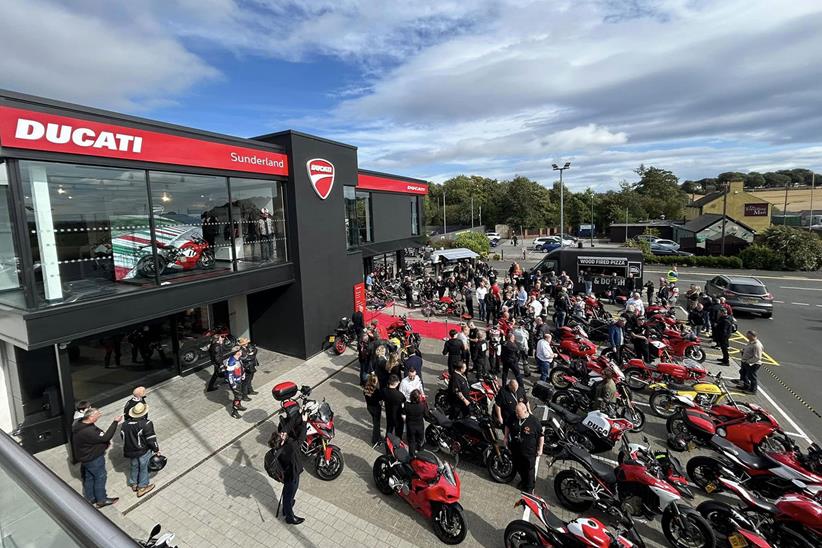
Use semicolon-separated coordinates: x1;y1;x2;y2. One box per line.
536;338;555;362
529;300;543;317
476;286;488;301
399;376;423;401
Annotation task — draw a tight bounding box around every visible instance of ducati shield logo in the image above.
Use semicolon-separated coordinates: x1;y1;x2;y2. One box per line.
306;158;335;200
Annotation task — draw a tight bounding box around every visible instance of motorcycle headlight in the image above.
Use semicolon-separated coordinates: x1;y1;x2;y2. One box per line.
441;465;457;486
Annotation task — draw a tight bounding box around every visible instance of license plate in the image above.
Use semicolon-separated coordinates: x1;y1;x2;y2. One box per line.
705;482;717;493
739;297;757;304
327;336;335;342
729;533;747;548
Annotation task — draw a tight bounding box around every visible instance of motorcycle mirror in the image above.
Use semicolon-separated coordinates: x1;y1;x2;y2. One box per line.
149;524;162;539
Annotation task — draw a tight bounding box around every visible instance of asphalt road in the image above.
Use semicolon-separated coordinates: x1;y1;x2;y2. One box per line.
486;250;821;441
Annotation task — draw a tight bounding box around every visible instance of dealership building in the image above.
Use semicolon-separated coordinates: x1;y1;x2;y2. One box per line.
0;90;427;452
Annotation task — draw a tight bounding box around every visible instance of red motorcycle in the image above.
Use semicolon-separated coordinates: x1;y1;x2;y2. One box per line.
659;329;706;363
504;492;645;547
373;433;467;544
434;371;500;417
697;477;821;547
686;434;822;500
552;326;597;361
136;235;215;278
619;350;709;392
272;382;345;481
388;315;421;355
549;354;622;389
667;402;793;454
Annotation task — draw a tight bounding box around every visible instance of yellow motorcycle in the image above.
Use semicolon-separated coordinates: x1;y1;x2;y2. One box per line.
648;373;743;418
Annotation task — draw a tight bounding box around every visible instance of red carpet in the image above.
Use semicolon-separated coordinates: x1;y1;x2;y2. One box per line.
365;310;459;340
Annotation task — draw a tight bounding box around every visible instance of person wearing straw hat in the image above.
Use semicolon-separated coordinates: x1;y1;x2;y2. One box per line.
121;402;160;498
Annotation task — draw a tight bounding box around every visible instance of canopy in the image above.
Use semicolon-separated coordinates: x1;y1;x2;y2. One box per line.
431;248;479;263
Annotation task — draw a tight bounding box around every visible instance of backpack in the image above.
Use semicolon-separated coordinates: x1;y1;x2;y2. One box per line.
264;435;286;483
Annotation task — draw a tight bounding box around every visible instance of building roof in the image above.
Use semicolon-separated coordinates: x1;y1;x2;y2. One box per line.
688;191;723;207
680;214;756;234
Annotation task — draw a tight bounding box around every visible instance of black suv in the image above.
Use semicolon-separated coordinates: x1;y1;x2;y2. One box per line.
704;275;773;318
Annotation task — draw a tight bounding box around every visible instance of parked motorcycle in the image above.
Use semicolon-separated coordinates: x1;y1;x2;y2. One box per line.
533;382;634;454
274;382;345;480
648;374;732;418
697;477;821;547
686;434;822;500
549;438;716;548
136;236;215;278
666;400;793;454
548;370;646;433
434;371;499;417
619;353;709;392
504;491;646;548
388;315;421;355
424;407;516;483
373;433;467;544
618;435;694;500
137;524;177;548
327;316;357;354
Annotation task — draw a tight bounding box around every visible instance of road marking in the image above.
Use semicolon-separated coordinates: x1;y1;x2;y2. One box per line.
780;286;822;291
785;432;808;439
774;300;785;303
791;302;810;306
524;405;550;522
757;383;812;442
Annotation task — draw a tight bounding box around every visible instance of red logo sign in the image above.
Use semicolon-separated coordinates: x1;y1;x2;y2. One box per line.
353;282;366;312
0;106;289;176
307;158;335;200
357;172;428;195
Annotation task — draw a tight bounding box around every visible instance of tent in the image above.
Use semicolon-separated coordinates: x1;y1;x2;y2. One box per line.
430;248;479;263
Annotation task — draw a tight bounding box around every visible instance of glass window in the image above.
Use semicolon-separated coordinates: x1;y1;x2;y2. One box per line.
344;186;358;248
228;177;287;268
147;171;232;284
356;190;372;243
20;161;152;306
0;163;21;292
411;196;420;235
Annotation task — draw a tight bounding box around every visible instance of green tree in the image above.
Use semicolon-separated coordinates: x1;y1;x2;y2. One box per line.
501;176;552;230
744;172;766;188
717;171;747;184
454;231;490;256
761;225;822;271
633;165;687;219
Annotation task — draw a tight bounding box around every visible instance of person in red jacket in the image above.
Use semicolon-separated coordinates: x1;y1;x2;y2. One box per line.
498;311;512;337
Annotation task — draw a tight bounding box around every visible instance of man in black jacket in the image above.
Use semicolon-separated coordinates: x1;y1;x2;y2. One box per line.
501;333;523;385
449;361;471;418
714;310;734;365
121;402;160;497
206;333;226;392
239;337;258;397
72;408;122;508
442;329;464;375
277;412;305;525
351;304;365;341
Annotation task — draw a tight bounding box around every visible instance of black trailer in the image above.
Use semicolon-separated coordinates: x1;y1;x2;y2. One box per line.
530;248;644;296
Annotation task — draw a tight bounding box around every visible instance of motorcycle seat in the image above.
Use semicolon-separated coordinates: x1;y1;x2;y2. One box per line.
549;402;584;424
666;383;695;391
567;444;616;484
711;436;776;470
429;408;453;428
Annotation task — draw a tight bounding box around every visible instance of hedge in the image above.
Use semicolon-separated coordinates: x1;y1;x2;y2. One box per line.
739;245;784;270
644;254;743;269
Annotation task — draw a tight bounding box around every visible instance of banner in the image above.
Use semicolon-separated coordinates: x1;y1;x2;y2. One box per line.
353;282;366;311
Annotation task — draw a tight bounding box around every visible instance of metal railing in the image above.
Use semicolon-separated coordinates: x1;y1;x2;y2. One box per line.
0;429;137;547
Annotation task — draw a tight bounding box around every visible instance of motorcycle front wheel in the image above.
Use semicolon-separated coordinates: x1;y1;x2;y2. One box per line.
315;446;344;481
372;455;393;495
136;255;166;278
621;406;646;433
181;349;199;365
504;519;543;548
434;390;450;412
695;500;736;540
684;346;706;363
432;503;467;545
424;424;442;452
487;447;516;484
649;390;681;418
549;367;575;389
661;506;715;548
197;249;216;269
333;337;347;355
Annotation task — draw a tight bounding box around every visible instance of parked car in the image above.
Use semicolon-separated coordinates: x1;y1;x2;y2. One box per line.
538;241;562;253
704;275;773;318
653;238;680;250
486;232;501;246
532;236;556;250
636;235;660;244
649;243;693;256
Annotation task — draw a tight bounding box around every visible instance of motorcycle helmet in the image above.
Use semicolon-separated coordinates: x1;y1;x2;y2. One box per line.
148;454;168;472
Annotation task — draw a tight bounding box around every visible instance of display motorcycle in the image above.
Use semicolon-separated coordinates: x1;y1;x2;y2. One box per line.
135;236;215;278
426;295;461;317
686;433;822;500
666;401;793;454
273;382;345;480
550;440;716;548
617;352;709;392
548;354;623;389
327;316;357;354
504;491;646;548
618;435;694;500
648;373;733;418
697;477;822;548
137;524;177;548
388;315;421;355
373;433;467;544
549;371;646;433
434;371;500;417
424;407;516;483
533;382;635;455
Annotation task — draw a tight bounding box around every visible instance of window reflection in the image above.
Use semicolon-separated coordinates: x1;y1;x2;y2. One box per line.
229;177;287;268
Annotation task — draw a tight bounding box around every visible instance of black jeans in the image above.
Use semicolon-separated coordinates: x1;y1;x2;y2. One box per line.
386;411;404;440
718;339;730;363
512;448;536;492
244;369;256;392
406;423;425;456
206;364;222;391
281;474;300;520
740;362;761;390
502;361;523;386
633;339;651;363
367;403;382;445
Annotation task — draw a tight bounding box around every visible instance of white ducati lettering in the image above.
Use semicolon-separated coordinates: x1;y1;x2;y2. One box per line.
45;123;71;144
15;119;45;140
93;131;118;150
72;128;95;147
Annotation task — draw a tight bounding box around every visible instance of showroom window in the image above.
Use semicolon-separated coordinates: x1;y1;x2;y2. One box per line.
411;196;420;235
343;187;373;248
0;162;21;295
147;171;232;284
228;177;288;268
20;161;152;306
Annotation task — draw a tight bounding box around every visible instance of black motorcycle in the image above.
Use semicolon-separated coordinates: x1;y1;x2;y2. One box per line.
424;407;516;483
548;377;646;433
327;316;357;354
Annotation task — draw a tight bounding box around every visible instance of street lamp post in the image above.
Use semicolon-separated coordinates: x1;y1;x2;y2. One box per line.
470;195;474;229
552;162;571;247
442;185;447;235
810;172;816;232
625;206;629;243
589;189;595;248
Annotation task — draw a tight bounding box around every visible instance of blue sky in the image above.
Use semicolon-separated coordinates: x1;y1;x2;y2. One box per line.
3;0;822;190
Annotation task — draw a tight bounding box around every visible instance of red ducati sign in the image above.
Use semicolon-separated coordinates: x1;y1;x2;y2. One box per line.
307;158;335;200
0;106;289;176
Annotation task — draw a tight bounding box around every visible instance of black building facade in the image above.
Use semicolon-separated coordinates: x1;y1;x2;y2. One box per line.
0;90;426;452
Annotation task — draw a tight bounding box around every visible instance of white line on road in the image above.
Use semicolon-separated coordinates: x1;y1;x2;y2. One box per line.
524;405;551;522
757;385;811;442
791;302;810;306
780;286;822;291
785;431;809;439
774;300;785;303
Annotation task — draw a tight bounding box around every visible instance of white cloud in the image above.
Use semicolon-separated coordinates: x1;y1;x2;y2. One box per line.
0;0;218;110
